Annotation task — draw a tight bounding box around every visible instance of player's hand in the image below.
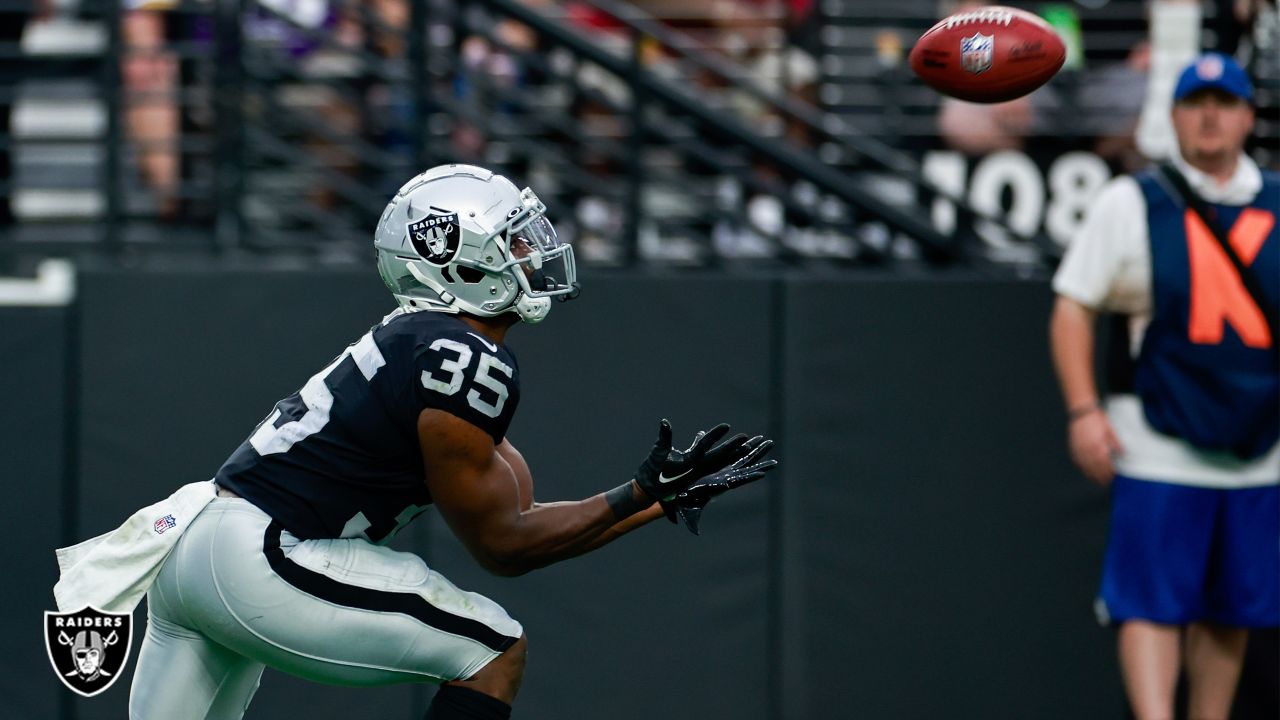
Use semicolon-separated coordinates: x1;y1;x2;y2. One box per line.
1068;409;1123;486
632;420;750;502
661;436;778;535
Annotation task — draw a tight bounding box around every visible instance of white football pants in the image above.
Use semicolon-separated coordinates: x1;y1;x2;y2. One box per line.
129;496;521;720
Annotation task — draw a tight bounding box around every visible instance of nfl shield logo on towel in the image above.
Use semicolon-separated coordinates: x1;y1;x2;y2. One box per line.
961;32;994;74
45;606;133;697
153;514;177;534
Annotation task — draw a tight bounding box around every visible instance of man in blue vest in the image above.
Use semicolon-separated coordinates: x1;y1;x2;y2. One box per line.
1050;53;1278;720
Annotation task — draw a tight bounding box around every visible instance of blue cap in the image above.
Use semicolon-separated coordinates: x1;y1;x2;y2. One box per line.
1173;53;1254;104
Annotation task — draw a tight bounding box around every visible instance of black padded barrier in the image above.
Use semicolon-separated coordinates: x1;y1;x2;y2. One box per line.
777;276;1122;719
1;306;72;720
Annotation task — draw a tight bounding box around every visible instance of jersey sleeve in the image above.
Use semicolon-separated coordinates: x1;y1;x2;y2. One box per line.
412;327;521;444
1052;175;1147;311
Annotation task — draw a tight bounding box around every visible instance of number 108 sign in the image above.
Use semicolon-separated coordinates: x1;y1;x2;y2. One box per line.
922;150;1114;250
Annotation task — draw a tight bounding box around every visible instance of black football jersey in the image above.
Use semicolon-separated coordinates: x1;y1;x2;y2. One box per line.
216;309;521;544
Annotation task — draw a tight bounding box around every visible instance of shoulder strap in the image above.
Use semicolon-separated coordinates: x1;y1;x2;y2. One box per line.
1157;163;1279;350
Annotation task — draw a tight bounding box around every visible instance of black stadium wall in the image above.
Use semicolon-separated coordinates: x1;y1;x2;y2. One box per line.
2;266;1270;719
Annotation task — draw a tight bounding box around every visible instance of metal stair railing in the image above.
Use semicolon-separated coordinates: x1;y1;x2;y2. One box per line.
460;16;839;264
471;0;963;263
2;0;1065;267
574;0;1067;263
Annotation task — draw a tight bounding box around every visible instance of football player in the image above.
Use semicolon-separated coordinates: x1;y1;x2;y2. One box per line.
127;164;778;720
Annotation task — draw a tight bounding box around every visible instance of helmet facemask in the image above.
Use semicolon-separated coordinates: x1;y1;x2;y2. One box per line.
462;188;578;323
511;194;577;304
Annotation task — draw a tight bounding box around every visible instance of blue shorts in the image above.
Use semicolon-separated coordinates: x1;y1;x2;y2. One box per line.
1097;475;1279;627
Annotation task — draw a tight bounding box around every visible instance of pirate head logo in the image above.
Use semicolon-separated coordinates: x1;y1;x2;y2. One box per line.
45;606;132;697
961;32;995;75
407;207;461;266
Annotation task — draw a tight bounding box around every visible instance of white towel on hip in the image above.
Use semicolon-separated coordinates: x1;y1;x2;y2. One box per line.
53;480;218;614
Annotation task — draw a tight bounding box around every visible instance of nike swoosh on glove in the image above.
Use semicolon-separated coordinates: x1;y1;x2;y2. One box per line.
662;436;778;535
633;420;750;502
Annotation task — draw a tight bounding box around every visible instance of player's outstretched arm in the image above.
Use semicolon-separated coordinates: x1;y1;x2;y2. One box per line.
421;408;632;576
495;439;666;555
420;412;756;575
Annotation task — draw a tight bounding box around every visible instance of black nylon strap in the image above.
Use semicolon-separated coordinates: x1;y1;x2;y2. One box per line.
1105;313;1136;394
1157;162;1279;351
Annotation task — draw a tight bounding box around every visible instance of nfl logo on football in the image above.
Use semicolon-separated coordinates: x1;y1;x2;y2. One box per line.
961;32;994;75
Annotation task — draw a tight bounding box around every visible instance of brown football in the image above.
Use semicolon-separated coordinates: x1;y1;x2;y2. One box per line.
909;6;1066;103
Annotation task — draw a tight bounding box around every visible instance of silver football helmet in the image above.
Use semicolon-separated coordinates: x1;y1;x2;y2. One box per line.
374;164;578;324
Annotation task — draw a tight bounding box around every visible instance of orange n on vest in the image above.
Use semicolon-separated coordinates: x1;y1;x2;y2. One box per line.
1185;208;1275;349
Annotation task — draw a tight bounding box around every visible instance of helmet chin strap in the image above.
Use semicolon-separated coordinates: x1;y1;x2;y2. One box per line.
514;294;551;323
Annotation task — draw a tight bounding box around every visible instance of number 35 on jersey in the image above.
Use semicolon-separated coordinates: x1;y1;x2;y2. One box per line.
420;338;514;418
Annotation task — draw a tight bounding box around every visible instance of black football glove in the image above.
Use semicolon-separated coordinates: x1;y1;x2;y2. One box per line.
632;420;751;503
661;436;777;535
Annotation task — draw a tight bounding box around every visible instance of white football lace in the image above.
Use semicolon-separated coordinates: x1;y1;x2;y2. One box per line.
930;9;1015;33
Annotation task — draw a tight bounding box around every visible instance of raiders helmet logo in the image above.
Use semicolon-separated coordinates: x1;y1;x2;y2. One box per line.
407;208;461;266
45;606;133;697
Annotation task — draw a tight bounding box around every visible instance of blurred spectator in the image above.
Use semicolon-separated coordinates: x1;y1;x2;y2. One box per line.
1136;0;1201;161
1211;0;1277;56
451;8;541;162
938;95;1035;154
1088;41;1151;172
123;4;181;218
1;1;49;231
